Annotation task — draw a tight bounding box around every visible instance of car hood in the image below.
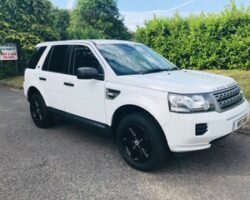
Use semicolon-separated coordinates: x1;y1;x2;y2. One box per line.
113;70;237;93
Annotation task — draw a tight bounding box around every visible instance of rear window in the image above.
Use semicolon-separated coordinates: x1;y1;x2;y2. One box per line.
28;47;46;69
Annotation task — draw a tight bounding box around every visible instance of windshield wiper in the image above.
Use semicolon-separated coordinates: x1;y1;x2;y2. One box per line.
169;67;179;71
141;68;178;74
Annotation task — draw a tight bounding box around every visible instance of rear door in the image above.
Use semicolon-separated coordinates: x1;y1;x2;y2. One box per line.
24;46;47;97
39;45;72;111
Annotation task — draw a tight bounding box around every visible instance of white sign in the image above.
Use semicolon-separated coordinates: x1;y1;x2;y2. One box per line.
0;43;18;61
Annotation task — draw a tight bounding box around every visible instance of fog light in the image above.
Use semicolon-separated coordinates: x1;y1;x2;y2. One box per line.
195;123;208;136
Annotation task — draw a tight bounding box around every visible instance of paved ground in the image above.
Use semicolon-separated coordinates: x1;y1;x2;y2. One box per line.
0;85;250;200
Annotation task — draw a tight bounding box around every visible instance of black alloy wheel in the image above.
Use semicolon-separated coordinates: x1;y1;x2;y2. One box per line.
30;93;54;128
116;112;170;171
121;125;151;163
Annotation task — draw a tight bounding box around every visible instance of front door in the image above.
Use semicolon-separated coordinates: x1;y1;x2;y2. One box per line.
62;44;107;124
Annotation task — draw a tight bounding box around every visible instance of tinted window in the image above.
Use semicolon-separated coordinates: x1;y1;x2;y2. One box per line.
28;47;46;69
71;45;103;75
42;47;52;71
43;45;71;74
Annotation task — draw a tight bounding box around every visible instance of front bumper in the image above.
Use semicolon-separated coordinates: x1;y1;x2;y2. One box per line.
163;100;250;152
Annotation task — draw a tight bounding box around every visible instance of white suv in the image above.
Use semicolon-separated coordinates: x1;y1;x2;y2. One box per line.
24;40;249;171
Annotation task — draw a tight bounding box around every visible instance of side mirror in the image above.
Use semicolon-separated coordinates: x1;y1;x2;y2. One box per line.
77;67;99;80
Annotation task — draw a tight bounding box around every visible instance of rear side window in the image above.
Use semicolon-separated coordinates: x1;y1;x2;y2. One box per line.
43;45;71;74
28;47;46;69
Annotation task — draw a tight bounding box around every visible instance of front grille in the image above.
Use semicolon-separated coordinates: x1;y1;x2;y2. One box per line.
213;85;243;110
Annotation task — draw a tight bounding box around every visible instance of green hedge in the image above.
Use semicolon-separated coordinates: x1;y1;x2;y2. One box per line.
134;1;250;70
0;64;17;79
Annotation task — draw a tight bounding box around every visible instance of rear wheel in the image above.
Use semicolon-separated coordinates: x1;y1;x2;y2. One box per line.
30;93;54;128
116;112;170;171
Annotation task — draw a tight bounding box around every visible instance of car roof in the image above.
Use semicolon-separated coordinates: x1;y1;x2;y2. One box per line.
36;40;139;47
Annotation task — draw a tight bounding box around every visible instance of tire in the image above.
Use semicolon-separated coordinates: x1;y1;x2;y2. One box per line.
30;93;54;128
116;112;170;171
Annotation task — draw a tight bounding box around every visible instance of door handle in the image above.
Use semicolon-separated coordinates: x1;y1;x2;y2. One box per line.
64;82;74;87
39;77;46;81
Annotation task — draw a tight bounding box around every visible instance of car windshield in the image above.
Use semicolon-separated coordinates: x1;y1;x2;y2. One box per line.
96;43;178;75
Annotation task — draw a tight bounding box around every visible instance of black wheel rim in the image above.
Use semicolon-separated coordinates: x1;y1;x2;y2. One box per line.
31;100;43;122
121;125;151;163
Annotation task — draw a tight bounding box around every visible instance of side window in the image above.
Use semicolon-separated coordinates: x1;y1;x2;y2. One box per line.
71;45;103;75
28;46;46;69
43;45;71;74
42;47;52;71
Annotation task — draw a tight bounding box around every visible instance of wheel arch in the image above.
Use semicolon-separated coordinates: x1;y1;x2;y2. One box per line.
27;86;44;102
111;104;169;150
112;104;162;132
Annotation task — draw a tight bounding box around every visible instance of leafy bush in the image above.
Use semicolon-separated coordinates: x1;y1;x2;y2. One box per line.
134;1;250;70
0;64;17;79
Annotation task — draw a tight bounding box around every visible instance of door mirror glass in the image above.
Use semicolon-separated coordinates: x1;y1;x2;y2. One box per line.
77;67;99;79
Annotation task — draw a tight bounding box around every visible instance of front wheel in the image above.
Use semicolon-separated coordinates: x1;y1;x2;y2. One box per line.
116;113;170;171
30;93;54;128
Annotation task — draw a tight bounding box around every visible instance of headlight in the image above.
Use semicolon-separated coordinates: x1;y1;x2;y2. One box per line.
168;93;215;113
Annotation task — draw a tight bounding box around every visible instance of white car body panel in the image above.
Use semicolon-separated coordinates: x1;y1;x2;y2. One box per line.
105;81;170;126
61;75;107;124
107;70;237;94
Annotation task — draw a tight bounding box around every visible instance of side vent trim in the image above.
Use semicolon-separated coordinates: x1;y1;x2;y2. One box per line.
106;88;120;100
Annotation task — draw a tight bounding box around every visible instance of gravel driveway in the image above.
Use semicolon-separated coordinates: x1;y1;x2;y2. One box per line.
0;85;250;200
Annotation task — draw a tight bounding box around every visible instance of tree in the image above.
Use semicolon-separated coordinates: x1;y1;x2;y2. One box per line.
0;0;59;43
1;0;51;30
52;8;70;40
68;0;130;39
0;0;59;76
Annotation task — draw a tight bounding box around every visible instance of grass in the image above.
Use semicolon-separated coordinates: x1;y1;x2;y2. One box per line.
0;76;24;89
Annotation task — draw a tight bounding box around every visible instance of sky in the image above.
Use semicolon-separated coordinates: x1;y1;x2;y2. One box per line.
50;0;250;31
